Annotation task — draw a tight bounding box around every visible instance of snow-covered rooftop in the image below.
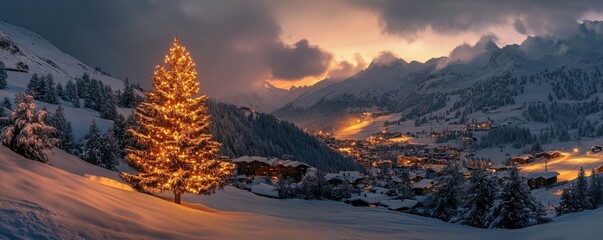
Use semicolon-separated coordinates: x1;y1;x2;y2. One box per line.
325;171;363;182
525;171;560;180
413;179;434;189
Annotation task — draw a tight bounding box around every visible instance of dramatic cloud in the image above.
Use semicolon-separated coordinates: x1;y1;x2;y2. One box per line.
326;54;367;81
442;34;499;67
353;0;603;39
269;39;332;80
0;0;334;97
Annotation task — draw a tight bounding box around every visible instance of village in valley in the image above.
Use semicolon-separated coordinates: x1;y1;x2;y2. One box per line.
228;111;603;217
7;1;603;238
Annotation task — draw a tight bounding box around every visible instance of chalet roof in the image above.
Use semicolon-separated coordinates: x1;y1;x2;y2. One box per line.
232;156;310;168
325;171;363;182
525;171;559;180
413;179;434;189
488;164;510;170
512;154;533;160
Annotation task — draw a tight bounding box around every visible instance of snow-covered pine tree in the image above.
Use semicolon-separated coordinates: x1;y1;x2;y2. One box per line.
559;167;592;215
46;105;74;153
330;180;352;201
111;114;128;157
574;167;590;211
558;185;576;215
64;80;79;106
43;74;59;104
26;74;45;99
299;171;331;200
77;72;91;99
0;92;57;162
458;168;498;228
589;169;603;208
2;97;11;110
56;82;64;99
276;175;288;198
396;169;415;199
0;61;7;89
100;85;118;120
84;80;101;110
276;175;302;199
80;121;104;167
120;77;137;108
489;166;544;228
121;38;234;204
100;129;119;170
426;161;462;222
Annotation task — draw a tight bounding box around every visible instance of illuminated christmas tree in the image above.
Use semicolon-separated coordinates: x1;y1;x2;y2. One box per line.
121;38;234;204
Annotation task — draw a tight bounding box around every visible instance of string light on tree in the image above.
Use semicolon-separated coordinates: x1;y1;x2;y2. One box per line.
120;37;234;204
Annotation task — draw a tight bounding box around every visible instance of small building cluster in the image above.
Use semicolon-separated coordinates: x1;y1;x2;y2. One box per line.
232;156;310;182
511;150;562;165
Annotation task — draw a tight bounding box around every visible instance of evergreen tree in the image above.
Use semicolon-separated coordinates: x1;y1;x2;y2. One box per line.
299;170;331;200
77;73;91;98
426;161;462;222
396;169;415;199
2;97;11;110
120;77;137;108
330;180;352;201
56;82;64;99
559;168;593;215
111;114;128;157
64;80;79;107
0;92;57;162
574;167;590;211
100;129;119;170
276;175;288;198
0;61;7;89
100;85;118;120
84;80;101;110
558;185;576;215
26;74;46;99
489;166;544;228
80;121;104;167
589;169;603;208
458;168;498;228
120;38;234;204
43;74;59;104
46;105;74;153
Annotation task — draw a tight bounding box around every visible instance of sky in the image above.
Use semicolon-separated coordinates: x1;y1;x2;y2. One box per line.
1;0;602;97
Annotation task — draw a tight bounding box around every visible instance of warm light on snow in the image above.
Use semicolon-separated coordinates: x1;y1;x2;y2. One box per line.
521;151;603;181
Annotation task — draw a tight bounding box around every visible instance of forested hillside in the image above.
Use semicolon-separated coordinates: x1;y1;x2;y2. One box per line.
208;101;362;172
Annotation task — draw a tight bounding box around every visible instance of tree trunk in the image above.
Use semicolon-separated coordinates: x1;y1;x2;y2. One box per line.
174;191;181;204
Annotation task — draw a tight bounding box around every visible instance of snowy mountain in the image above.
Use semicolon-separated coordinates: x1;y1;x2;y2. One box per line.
0;21;124;91
0;21;129;140
274;21;603;141
217;80;339;113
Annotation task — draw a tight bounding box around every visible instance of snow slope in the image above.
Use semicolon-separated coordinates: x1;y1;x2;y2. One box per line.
0;21;127;140
2;146;603;239
0;21;124;90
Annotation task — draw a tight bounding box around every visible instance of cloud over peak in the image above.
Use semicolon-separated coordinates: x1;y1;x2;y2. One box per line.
353;0;603;38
